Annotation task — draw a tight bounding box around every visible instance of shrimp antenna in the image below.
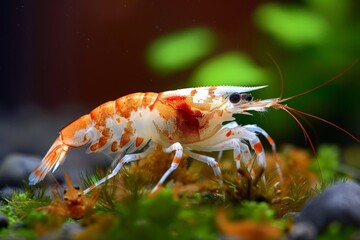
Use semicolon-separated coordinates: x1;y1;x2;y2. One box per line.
280;105;325;182
279;59;359;103
279;106;317;156
266;53;284;100
285;106;360;143
272;59;359;143
264;54;287;185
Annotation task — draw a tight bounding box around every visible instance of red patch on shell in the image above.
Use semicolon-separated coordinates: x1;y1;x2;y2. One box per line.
226;130;232;137
111;141;118;152
253;142;263;154
135;137;144;147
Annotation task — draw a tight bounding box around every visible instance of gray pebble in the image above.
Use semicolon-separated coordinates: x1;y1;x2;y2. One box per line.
0;187;24;201
0;153;41;188
288;221;317;240
289;181;360;239
0;213;9;229
9;222;26;230
61;222;84;236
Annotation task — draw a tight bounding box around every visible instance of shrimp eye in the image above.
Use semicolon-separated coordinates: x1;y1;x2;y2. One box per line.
243;93;253;102
229;93;253;103
74;186;80;190
78;193;82;197
64;197;69;201
229;92;241;103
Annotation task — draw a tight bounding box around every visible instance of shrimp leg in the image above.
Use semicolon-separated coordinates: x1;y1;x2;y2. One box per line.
151;142;183;193
84;142;156;194
183;148;223;185
242;124;283;184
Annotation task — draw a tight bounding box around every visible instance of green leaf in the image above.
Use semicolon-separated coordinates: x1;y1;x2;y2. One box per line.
306;0;351;23
255;3;330;48
147;27;215;75
310;145;340;183
189;52;270;86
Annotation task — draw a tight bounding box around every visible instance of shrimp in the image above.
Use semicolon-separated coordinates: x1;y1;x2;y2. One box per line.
37;173;99;219
28;71;359;195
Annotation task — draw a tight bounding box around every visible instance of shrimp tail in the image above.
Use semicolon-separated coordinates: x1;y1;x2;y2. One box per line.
29;136;69;185
29;114;92;185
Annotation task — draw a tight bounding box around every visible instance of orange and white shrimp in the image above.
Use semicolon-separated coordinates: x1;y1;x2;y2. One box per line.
29;73;359;194
37;173;99;219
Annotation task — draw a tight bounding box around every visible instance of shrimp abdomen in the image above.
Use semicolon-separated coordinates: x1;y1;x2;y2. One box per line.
61;114;92;147
29;92;159;185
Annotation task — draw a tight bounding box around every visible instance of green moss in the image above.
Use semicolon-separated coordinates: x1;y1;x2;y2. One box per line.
0;227;37;239
4;190;51;221
236;201;275;221
0;144;357;239
310;144;341;184
318;222;357;240
102;189;217;240
0;204;19;225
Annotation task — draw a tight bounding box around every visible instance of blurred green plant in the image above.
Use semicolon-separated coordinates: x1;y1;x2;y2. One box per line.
0;226;36;239
147;27;216;75
0;191;49;239
317;222;357;240
255;3;330;48
4;188;50;221
103;189;217;240
310;144;340;183
236;201;275;222
254;0;359;56
254;0;360;143
0;205;19;225
190;52;270;87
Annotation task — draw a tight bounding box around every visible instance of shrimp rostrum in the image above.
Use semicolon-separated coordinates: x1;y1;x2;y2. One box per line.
29;85;359;194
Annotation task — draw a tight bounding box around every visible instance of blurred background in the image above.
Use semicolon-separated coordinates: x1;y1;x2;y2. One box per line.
0;0;359;179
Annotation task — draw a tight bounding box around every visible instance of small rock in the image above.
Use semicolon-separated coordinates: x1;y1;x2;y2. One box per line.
0;187;24;202
61;222;84;237
0;144;15;167
9;222;26;230
283;211;300;221
294;181;360;234
0;153;41;188
288;222;317;240
0;213;9;229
